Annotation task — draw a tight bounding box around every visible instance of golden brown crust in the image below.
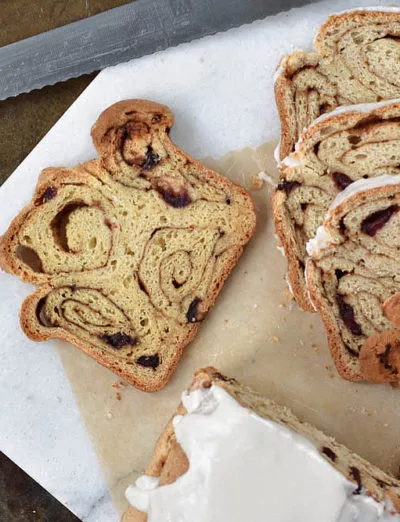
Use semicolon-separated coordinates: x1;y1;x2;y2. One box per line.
271;188;316;312
383;293;400;328
0;100;256;392
272;100;400;312
359;330;400;384
275;10;400;160
123;367;400;521
305;182;400;382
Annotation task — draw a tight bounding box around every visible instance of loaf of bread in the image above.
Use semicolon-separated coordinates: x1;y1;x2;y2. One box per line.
123;367;400;521
0;100;256;391
275;8;400;159
272;100;400;312
306;176;400;382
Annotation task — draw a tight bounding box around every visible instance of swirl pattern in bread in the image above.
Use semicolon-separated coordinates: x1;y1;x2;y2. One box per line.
0;100;256;391
306;179;400;382
275;9;400;159
272;100;400;312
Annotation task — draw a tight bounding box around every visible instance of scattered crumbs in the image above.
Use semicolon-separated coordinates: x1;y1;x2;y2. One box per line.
384;423;389;428
106;410;113;419
308;324;313;329
272;336;279;343
33;510;37;513
279;303;286;309
253;303;259;309
299;339;304;346
224;319;229;324
115;392;122;401
244;271;248;275
250;174;264;190
311;343;319;353
112;380;127;389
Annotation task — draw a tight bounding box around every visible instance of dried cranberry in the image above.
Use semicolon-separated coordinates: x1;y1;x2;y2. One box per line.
136;354;160;369
101;332;136;348
349;467;362;495
332;173;353;191
141;146;159;170
158;186;191;208
322;447;337;462
186;298;203;323
361;205;398;236
337;294;362;336
43;186;57;201
277;180;300;194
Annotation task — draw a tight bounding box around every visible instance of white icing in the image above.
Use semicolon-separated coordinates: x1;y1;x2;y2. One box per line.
329;174;400;211
257;171;276;187
285;274;295;296
308;98;400;129
304;267;318;312
126;385;400;522
126;476;160;513
281;154;304;168
274;141;281;164
306;225;335;257
277;245;286;257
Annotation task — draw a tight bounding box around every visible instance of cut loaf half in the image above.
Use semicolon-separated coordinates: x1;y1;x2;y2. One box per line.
275;8;400;159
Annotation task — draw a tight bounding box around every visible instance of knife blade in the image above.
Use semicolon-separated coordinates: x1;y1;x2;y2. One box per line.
0;0;315;101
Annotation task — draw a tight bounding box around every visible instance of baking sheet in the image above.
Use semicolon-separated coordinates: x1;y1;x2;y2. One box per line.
2;0;400;520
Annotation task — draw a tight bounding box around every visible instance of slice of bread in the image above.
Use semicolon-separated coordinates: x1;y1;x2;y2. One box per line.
0;100;256;392
122;367;400;521
272;99;400;312
275;8;400;160
306;178;400;382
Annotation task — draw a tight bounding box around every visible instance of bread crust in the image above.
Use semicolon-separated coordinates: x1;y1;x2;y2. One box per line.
123;367;400;521
275;9;400;160
305;183;400;382
272;100;400;312
0;100;256;392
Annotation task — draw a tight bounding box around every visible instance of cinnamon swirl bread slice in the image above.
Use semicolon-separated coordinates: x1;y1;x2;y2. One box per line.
275;8;400;159
272;100;400;312
0;100;256;391
123;367;400;521
306;176;400;382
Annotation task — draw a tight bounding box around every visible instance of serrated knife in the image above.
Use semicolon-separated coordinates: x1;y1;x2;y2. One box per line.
0;0;315;101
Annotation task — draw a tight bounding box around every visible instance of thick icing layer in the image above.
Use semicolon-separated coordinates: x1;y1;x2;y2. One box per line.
306;175;400;257
126;385;400;521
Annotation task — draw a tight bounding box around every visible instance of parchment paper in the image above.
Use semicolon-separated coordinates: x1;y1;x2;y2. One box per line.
56;139;400;516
